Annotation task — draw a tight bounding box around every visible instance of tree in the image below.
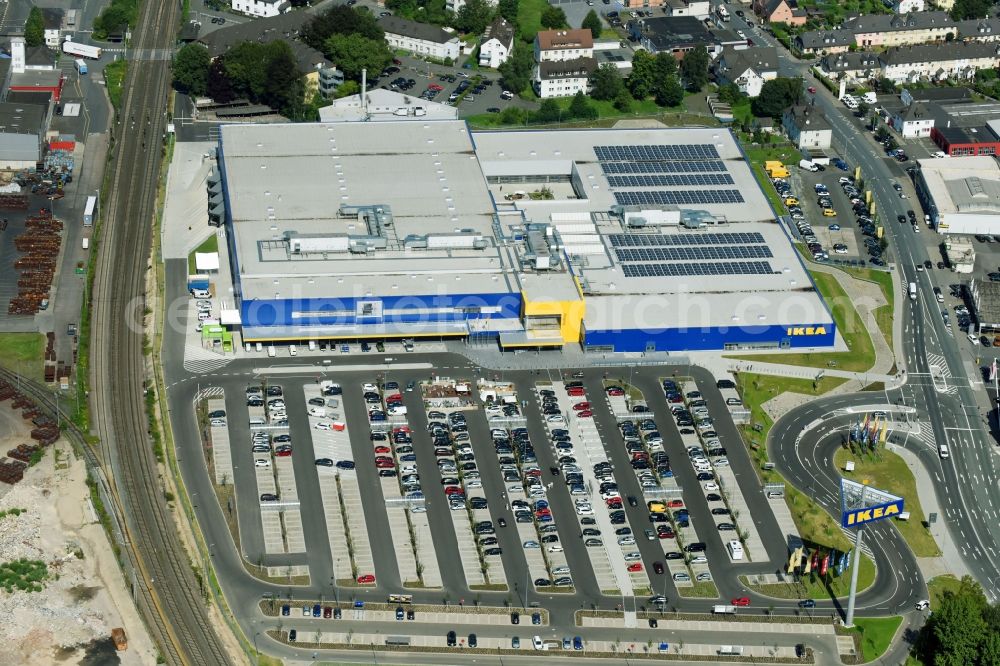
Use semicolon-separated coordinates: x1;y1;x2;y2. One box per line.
920;577;989;665
24;7;44;48
497;0;519;22
540;5;567;29
94;5;133;38
303;6;383;51
613;88;632;112
751;77;802;117
581;10;602;39
499;105;528;125
589;63;625;101
627;51;657;99
568;90;598;119
455;0;495;35
324;33;392;80
172;43;211;96
498;43;534;94
717;82;742;105
206;58;236;103
535;98;561;122
680;45;709;91
262;42;305;118
655;75;684;107
950;0;991;20
333;80;360;98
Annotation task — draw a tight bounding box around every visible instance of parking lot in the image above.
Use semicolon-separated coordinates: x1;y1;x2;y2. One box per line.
198;364;787;617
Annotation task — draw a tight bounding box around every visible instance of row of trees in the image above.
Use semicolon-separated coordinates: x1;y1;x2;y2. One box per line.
493;90;600;125
172;41;311;119
915;577;1000;665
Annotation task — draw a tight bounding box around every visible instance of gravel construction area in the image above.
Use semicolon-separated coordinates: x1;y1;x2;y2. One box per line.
0;433;156;665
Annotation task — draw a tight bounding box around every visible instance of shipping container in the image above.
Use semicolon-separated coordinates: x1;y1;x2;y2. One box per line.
83;195;97;226
62;40;102;59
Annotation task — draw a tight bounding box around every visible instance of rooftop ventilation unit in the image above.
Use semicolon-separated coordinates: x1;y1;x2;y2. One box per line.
521;223;562;271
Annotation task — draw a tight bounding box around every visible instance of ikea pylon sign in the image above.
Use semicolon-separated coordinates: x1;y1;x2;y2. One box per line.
840;478;905;528
842;500;904;527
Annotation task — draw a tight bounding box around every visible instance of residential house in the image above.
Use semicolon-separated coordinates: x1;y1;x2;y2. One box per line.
879;41;1000;83
892;101;934;137
712;46;777;97
846;11;955;48
40;8;64;49
535;58;597;98
479;17;515;68
633;16;731;58
752;116;778;133
817;51;880;82
535;28;594;62
794;29;854;55
231;0;290;19
753;0;807;26
198;13;330;90
379;16;462;61
957;17;1000;42
783;105;833;149
663;0;711;18
893;0;925;13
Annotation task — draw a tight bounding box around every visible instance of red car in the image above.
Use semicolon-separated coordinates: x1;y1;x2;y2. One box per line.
627;563;643;572
668;499;685;508
606;499;623;509
525;468;542;478
567;387;585;397
275;449;292;457
434;447;452;456
323;606;332;618
577;410;593;418
573;402;591;411
808;86;817;93
657;529;675;539
731;597;751;607
375;459;395;468
357;574;376;584
385;393;402;402
428;83;443;91
393;425;411;433
607;388;624;397
374;446;391;454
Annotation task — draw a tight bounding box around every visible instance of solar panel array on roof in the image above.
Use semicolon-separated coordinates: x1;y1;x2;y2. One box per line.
622;261;775;278
607;174;734;188
594;144;720;161
615;246;773;263
600;161;727;174
614;191;744;206
608;232;766;247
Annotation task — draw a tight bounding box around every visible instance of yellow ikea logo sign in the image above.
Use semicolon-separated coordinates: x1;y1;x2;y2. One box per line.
786;326;828;336
843;502;902;527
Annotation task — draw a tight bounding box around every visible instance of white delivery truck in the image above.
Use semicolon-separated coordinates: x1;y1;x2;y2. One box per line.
799;159;819;172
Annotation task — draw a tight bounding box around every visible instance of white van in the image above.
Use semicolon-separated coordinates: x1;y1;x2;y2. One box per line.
308;340;317;351
267;346;276;357
388;405;408;416
938;443;950;459
289;345;297;356
255;342;263;352
82;237;89;250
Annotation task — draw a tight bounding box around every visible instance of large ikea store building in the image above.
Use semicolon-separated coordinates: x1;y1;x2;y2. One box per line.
213;120;834;352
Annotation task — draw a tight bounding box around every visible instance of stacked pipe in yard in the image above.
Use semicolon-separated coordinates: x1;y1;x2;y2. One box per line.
0;193;28;210
9;209;62;314
0;379;59;484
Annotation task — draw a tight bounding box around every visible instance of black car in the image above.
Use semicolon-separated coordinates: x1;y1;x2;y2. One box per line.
532;612;542;625
378;469;397;477
336;460;356;470
497;517;507;527
315;458;334;467
627;495;638;507
684;542;707;552
665;552;683;560
534;578;552;586
511;612;520;624
288;629;297;642
447;631;457;647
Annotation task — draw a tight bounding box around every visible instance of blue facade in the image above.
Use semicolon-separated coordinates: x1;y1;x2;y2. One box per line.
583;322;837;352
241;292;523;328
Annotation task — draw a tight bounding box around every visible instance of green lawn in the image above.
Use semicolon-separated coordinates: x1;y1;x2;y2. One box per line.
843;266;895;353
188;234;219;274
743;552;875;600
736;372;847;483
833;447;939;557
741;139;802;212
0;333;45;383
517;0;550;41
104;60;127;111
926;575;961;608
728;271;877;373
848;616;903;662
677;581;719;598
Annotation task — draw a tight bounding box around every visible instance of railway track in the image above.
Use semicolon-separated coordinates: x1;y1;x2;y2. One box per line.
88;0;231;663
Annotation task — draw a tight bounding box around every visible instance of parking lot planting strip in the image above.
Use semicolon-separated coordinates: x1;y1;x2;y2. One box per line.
206;396;233;485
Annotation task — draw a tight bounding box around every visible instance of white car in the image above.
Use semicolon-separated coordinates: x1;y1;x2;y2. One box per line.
969;333;980;345
547;414;565;423
713;458;731;467
191;288;211;298
704;482;720;491
552;566;571;575
617;535;636;546
623;551;641;561
314;421;332;431
547;544;564;553
523;541;540;549
362;383;378;392
308;406;327;417
254;459;270;468
690;555;708;564
576;505;594;516
916;599;930;610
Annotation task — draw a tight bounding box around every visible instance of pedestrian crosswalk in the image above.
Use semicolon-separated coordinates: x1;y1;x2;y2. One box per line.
927;353;950;376
183;344;234;374
103;47;173;61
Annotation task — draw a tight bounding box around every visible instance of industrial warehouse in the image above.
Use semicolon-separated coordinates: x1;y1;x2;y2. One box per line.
211;121;835;352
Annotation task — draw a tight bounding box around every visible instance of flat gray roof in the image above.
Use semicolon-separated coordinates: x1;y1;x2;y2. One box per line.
918;156;1000;215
